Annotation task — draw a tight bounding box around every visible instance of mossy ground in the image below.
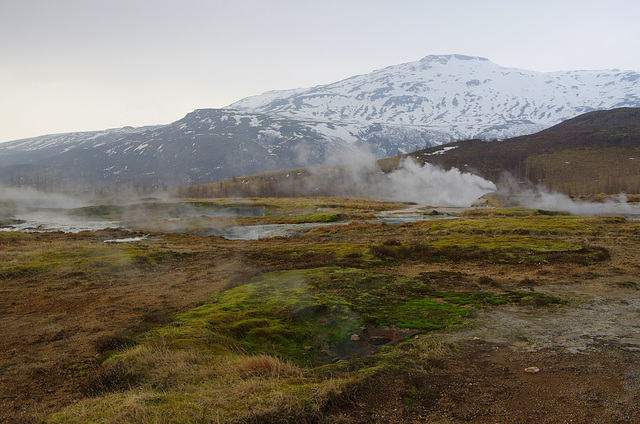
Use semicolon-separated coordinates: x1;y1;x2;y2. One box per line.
4;198;638;423
0;236;188;279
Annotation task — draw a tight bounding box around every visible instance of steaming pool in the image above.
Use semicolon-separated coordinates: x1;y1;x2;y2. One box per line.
0;209;120;233
0;205;465;241
3;202;640;241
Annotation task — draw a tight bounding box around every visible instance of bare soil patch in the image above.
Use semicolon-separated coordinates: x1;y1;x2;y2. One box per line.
334;341;640;423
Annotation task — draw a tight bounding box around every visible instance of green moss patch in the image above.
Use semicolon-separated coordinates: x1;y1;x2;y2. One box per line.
156;271;363;364
0;244;186;278
368;235;607;265
254;243;378;269
430;234;581;251
419;216;596;235
279;211;343;224
153;266;566;368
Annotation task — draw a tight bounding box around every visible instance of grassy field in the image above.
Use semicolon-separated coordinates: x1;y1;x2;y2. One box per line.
2;198;640;423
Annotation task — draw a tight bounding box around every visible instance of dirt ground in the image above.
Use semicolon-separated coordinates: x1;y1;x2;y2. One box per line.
0;231;255;423
324;230;640;423
331;340;640;423
2;215;640;423
328;284;640;423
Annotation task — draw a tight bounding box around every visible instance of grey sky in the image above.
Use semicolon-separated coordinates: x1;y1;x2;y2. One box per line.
1;0;639;143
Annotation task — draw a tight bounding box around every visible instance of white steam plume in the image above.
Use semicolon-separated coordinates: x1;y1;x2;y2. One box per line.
313;149;497;207
498;174;640;215
0;186;87;210
518;189;637;215
381;159;496;206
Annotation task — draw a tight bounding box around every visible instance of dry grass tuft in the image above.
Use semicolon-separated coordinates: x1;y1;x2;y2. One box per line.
234;354;302;379
93;334;137;353
85;360;142;395
412;335;452;361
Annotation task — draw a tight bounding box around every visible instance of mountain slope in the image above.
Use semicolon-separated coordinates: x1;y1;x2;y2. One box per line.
0;110;339;189
181;108;640;198
413;107;640;195
229;54;640;142
0;106;455;189
0;55;638;190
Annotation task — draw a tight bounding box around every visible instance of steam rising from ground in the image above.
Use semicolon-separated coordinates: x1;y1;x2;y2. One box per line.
319;149;640;214
382;159;496;206
498;175;639;215
0;186;87;210
318;149;496;207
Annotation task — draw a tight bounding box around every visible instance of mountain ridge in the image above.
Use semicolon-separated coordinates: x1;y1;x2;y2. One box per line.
0;54;638;190
228;54;640;141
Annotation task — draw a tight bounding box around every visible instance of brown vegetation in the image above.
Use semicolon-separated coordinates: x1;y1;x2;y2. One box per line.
418;107;640;195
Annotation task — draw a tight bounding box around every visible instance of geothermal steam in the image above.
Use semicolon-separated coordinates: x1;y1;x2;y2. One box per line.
317;152;497;207
319;150;639;214
0;186;87;210
382;159;496;206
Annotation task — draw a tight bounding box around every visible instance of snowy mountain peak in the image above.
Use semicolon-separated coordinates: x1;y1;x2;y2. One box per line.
1;54;638;190
419;54;490;63
227;55;640;142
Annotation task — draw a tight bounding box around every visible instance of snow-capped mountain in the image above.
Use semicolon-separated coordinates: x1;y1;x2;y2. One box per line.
229;54;640;142
0;109;346;189
0;54;638;190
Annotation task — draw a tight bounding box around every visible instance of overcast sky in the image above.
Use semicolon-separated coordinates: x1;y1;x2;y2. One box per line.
1;0;639;143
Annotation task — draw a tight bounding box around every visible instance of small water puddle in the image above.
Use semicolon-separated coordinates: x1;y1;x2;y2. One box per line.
1;209;120;233
205;222;349;240
104;236;150;243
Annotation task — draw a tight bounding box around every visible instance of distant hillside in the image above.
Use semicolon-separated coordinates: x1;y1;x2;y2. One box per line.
412;107;640;195
180;108;640;199
0;110;336;190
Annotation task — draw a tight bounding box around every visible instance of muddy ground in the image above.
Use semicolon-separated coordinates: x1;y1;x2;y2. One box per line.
2;204;640;423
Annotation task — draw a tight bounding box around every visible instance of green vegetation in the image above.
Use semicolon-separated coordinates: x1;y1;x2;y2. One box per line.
0;242;186;279
255;231;608;268
255;243;378;269
148;267;484;364
155;271;362;363
0;230;29;242
418;215;597;234
48;264;563;422
604;281;639;289
279;211;342;224
429;233;580;251
42;210;623;423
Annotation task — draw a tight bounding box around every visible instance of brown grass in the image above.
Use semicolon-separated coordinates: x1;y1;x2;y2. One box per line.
234;354;302;379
